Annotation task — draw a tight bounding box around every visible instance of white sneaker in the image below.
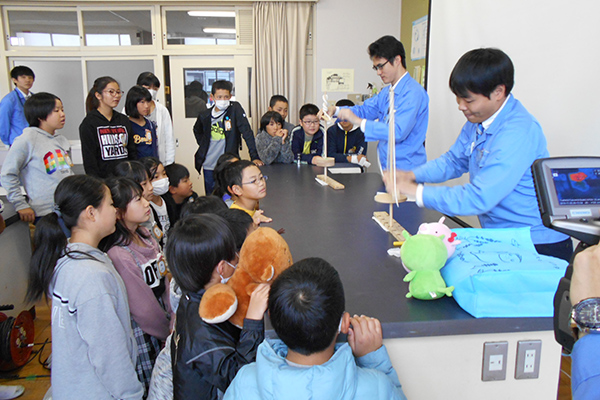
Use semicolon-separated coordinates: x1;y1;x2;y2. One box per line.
0;385;24;400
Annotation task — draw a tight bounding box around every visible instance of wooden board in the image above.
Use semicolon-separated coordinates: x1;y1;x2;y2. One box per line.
373;211;407;241
374;192;407;204
315;157;335;167
316;174;345;190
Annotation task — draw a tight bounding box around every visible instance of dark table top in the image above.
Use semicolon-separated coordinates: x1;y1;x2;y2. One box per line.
259;164;553;338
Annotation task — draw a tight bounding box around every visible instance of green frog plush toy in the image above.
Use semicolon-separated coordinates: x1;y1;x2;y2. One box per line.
400;230;455;300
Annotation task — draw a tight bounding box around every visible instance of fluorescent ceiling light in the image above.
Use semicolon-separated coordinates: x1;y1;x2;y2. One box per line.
203;28;236;34
187;11;235;18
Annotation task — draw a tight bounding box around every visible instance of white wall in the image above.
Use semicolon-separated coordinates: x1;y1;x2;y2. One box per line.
314;0;402;165
427;0;600;162
314;0;402;106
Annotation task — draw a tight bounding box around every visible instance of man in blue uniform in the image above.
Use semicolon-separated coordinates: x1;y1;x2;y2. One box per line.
322;35;429;172
0;66;35;146
387;48;572;261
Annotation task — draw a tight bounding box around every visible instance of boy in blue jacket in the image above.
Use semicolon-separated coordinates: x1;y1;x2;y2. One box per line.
291;103;326;165
385;48;572;261
224;258;407;400
0;66;35;146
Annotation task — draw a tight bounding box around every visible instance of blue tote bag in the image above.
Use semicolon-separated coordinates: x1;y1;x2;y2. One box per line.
440;227;568;318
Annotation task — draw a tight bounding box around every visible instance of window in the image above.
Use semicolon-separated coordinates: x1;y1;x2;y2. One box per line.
7;10;79;47
166;10;236;46
82;10;152;46
184;68;235;117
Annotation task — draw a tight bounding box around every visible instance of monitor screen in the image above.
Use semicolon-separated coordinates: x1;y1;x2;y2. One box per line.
551;168;600;206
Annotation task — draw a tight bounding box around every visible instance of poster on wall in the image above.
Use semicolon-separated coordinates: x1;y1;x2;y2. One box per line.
322;69;354;92
411;15;428;61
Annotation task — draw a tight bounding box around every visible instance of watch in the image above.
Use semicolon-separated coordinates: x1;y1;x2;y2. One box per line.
571;298;600;336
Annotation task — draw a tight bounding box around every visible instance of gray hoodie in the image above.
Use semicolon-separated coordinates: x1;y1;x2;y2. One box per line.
50;242;143;400
0;126;74;216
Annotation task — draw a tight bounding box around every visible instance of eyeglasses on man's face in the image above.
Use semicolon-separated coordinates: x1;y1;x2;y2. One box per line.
372;59;390;72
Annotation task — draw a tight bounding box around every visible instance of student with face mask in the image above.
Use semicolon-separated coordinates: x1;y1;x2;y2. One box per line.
136;72;175;166
193;80;263;195
141;156;171;247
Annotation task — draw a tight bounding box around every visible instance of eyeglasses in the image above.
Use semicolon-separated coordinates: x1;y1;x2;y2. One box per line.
301;120;320;126
242;175;268;185
103;89;124;97
372;60;390;71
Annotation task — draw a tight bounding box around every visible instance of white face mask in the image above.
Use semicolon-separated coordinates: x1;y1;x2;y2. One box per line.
215;99;230;110
220;260;237;284
152;177;170;196
148;89;158;101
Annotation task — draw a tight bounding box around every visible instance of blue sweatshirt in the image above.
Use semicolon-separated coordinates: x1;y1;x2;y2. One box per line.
224;339;407;400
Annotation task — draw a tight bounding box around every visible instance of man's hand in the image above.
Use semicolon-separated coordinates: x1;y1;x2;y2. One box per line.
337;108;362;126
317;105;337;121
245;283;270;320
252;159;265;166
17;207;35;223
348;315;383;358
382;170;418;197
571;244;600;306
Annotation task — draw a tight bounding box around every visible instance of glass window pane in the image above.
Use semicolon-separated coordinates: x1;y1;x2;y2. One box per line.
82;10;152;46
166;10;236;46
8;10;78;47
184;68;235;118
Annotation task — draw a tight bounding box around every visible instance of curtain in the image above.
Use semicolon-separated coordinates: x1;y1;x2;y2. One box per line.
252;2;312;132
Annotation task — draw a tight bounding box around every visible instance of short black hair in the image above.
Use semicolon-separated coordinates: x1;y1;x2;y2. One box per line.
299;103;319;120
24;92;60;128
11;66;34;80
180;195;227;219
269;95;289;108
140;156;162;180
335;99;355;107
113;160;150;184
165;163;190;187
368;35;406;69
136;71;160;89
215;208;254;251
212;80;233;95
269;258;345;355
212;153;240;198
125;85;152;118
224;160;255;193
449;48;514;99
166;214;236;293
259;111;284;132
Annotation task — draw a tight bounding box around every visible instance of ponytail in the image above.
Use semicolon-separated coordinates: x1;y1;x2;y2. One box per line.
25;212;67;303
26;175;107;303
85;76;118;113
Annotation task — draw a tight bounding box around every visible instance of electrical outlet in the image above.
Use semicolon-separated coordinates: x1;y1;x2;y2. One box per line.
482;341;508;381
515;340;542;379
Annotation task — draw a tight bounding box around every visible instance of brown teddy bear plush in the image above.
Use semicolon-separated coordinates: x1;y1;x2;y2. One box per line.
199;226;293;328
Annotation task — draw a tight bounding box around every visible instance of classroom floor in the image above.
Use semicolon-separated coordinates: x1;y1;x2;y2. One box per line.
0;301;575;400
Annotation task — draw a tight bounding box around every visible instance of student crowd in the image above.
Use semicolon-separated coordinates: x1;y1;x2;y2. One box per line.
0;33;587;399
